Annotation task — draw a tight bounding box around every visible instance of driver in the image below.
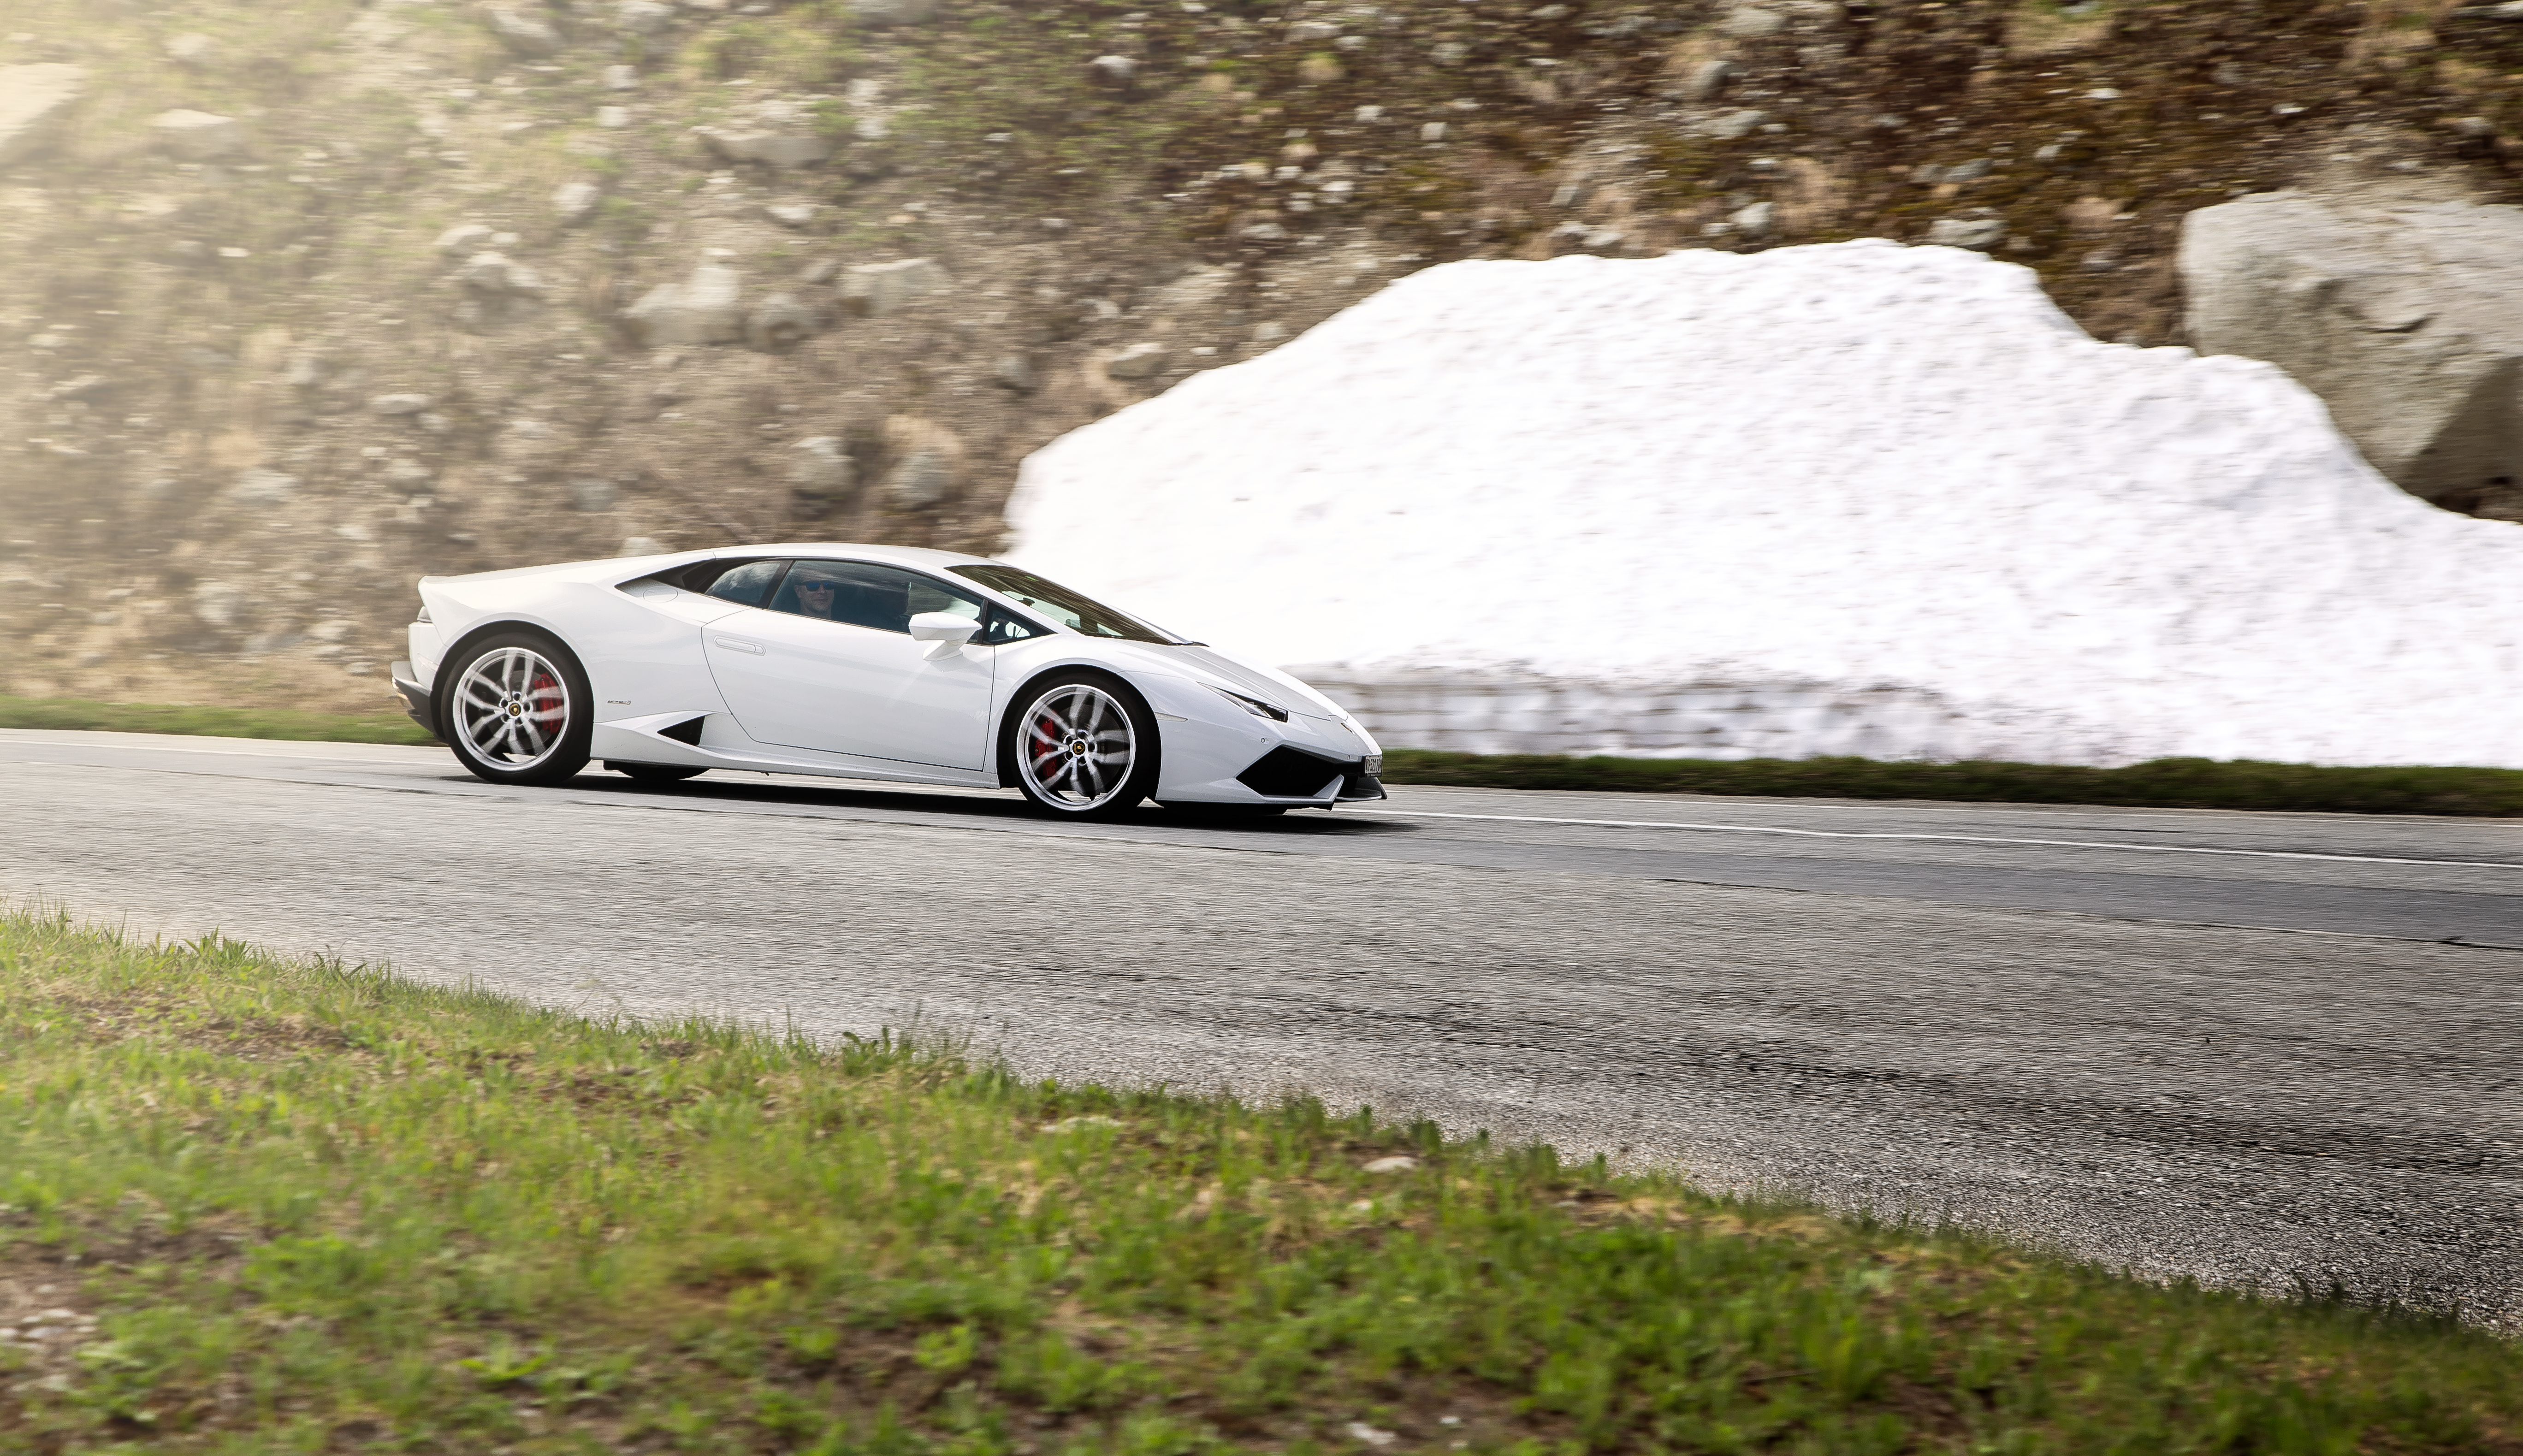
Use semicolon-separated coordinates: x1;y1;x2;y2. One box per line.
791;573;840;620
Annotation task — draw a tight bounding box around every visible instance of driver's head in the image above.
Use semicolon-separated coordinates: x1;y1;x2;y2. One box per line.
793;574;839;615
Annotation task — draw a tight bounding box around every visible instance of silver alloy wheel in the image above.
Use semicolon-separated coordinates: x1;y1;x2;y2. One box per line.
453;646;573;769
1018;682;1137;811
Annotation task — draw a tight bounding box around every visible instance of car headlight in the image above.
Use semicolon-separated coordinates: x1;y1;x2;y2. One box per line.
1207;684;1289;722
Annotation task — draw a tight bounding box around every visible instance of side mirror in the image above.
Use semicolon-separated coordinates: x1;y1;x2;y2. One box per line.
909;612;981;657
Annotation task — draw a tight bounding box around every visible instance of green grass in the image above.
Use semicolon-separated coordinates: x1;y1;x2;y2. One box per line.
0;694;437;747
1381;751;2523;817
0;912;2517;1453
9;691;2523;817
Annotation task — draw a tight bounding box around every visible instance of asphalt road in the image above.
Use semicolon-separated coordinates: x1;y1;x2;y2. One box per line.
2;729;2516;1327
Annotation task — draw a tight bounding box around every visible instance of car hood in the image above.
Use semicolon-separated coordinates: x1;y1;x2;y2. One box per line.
1141;643;1350;722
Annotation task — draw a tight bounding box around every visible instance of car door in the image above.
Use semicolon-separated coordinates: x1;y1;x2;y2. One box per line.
699;560;999;770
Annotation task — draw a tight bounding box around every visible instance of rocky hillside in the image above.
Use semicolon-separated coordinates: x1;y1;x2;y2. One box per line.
0;0;2517;711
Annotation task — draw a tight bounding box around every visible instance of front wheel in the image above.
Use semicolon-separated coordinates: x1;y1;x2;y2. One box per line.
1004;672;1160;819
442;631;593;787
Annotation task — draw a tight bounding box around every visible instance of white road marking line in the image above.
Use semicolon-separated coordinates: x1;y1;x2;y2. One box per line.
0;733;432;762
1352;809;2523;871
9;734;2518;873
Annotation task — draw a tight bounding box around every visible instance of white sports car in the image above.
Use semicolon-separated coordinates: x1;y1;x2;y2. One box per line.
391;544;1385;819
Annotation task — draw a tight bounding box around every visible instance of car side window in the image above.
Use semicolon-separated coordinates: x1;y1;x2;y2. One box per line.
768;560;991;635
696;559;787;606
976;606;1048;645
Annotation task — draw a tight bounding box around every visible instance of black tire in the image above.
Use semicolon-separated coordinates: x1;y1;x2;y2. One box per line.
1002;670;1161;820
440;629;594;787
608;762;707;784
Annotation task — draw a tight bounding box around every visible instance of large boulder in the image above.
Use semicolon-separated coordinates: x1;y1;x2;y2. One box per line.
622;263;743;346
1104;341;1171;379
881;416;962;508
615;0;677;33
699;126;832;169
165;33;219;68
435;222;497;257
483;6;565;56
851;0;941;24
229;469;298;507
746;292;820;351
2181;189;2523;516
788;438;859;518
151;109;244;160
191;581;249;628
698;101;833;168
552;181;601;225
456;250;546;297
789;437;856;495
837;257;951;318
0;64;83;166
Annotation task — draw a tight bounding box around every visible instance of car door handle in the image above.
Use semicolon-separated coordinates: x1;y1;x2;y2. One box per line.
712;634;765;655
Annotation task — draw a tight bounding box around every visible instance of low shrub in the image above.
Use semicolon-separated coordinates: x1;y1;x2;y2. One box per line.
1382;750;2523;817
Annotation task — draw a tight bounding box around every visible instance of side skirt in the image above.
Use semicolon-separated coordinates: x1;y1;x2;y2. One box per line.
589;716;1000;789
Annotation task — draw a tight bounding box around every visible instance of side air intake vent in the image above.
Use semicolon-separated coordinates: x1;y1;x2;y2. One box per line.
659;716;707;746
1236;746;1356;799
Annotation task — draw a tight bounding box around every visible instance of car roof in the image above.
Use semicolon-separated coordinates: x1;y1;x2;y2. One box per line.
708;542;993;570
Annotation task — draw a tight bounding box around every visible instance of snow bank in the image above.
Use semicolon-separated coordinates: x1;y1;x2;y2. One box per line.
1006;241;2523;767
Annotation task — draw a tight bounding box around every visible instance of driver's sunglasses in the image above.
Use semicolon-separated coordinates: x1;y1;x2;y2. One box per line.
797;581;837;592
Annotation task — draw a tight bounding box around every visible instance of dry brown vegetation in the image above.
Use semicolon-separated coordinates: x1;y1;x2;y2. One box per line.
1;0;2519;713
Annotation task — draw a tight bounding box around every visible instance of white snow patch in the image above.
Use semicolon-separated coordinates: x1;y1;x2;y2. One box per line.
1006;241;2523;767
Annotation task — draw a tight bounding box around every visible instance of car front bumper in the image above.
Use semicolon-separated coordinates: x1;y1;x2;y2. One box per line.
389;660;435;735
1135;671;1392;802
1232;743;1386;801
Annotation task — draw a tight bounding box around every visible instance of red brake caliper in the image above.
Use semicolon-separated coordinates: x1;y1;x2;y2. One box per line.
1031;711;1064;779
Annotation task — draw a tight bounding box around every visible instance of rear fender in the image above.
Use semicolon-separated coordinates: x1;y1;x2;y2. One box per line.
427;573;731;725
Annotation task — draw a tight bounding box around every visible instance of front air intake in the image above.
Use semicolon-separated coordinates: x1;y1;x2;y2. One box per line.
1236;746;1356;799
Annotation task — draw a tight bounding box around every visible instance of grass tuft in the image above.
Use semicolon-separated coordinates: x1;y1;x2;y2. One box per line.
0;911;2515;1450
0;694;437;747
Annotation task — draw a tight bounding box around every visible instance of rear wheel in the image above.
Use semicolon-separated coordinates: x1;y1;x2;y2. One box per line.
608;762;707;784
1005;672;1160;819
442;631;592;787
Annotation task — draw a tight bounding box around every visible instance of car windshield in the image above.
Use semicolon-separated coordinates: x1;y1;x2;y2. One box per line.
948;564;1181;643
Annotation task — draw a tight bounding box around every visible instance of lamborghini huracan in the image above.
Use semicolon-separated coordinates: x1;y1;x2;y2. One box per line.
391;544;1385;819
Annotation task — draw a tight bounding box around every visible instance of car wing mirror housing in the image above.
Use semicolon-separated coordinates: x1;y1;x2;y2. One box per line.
909;612;982;657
